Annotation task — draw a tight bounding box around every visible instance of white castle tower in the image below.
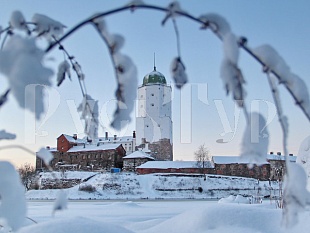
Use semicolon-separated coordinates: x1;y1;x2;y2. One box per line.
136;65;173;161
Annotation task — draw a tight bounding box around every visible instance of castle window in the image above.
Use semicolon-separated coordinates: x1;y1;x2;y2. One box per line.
151;93;154;96
82;155;86;159
88;155;91;159
151;103;154;106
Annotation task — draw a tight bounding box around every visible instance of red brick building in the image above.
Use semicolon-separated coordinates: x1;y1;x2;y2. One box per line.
36;134;126;171
137;161;214;175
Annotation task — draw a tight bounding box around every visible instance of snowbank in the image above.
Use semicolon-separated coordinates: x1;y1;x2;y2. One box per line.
27;172;280;200
18;217;134;233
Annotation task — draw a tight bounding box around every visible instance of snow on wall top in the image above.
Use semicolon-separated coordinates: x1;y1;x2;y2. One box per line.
67;143;121;153
212;156;269;165
63;134;86;144
212;155;296;164
123;150;154;160
137;161;214;169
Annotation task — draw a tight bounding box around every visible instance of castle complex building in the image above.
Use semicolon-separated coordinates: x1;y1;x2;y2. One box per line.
36;66;174;172
136;67;173;160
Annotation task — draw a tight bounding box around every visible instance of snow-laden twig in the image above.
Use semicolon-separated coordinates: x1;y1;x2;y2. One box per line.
56;60;71;86
240;112;269;168
51;36;85;94
198;13;231;38
111;53;138;130
92;16;137;130
282;163;310;228
0;161;26;231
126;0;145;12
297;136;310;177
0;35;53;119
240;41;310;122
77;94;99;140
10;10;31;35
266;73;289;166
32;13;66;40
161;1;184;26
170;57;188;89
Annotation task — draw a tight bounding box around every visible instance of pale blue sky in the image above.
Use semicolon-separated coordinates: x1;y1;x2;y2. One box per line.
0;0;310;167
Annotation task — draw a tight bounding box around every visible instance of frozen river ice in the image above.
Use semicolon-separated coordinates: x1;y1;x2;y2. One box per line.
26;200;218;231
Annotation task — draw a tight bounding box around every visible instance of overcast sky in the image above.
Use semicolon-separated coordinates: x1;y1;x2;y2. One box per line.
0;0;310;167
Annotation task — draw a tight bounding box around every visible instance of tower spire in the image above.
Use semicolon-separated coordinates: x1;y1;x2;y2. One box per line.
153;52;156;71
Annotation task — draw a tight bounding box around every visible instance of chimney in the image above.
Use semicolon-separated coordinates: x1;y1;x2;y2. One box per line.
105;132;108;140
73;134;77;140
133;131;136;139
114;135;117;140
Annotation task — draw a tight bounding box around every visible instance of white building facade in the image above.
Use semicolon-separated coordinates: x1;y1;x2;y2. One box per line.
136;67;173;160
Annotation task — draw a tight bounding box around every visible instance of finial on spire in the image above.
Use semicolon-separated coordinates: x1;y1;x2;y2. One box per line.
153;52;156;71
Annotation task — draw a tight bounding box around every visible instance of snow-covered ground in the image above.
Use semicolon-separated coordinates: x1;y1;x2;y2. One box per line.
27;171;281;200
19;171;310;232
18;200;310;233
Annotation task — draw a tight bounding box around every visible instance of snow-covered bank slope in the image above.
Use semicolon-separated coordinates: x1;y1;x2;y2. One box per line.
26;172;281;200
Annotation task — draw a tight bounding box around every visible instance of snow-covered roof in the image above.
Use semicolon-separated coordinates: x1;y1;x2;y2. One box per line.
47;147;57;152
97;136;133;143
63;134;86;144
266;154;297;162
123;151;155;160
67;143;122;153
137;161;213;169
212;156;269;165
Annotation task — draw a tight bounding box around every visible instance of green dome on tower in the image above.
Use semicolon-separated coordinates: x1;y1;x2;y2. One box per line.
143;67;167;86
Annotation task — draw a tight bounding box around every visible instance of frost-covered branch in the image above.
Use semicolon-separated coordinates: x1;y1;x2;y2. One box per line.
266;73;289;165
282;163;310;227
161;2;189;89
91;15;137;130
239;40;310;122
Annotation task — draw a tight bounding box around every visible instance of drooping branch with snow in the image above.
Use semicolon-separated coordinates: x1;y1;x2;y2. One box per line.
239;112;269;168
91;15;137;130
77;94;99;140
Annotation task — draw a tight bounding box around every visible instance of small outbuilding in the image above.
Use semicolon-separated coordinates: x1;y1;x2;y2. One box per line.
123;150;155;172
